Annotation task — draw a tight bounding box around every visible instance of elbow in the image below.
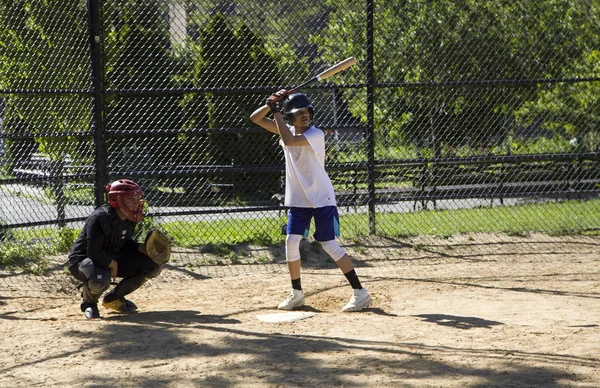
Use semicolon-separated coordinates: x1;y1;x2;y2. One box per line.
250;114;261;125
280;137;293;146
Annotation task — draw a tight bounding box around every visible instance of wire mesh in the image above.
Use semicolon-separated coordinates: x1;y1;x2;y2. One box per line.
0;0;599;265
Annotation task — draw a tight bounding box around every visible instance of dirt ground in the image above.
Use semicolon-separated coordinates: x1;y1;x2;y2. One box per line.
1;233;599;387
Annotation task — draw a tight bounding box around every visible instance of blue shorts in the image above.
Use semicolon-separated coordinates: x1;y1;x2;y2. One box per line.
286;206;341;241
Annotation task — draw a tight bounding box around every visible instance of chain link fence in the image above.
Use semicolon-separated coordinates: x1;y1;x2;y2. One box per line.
1;0;599;265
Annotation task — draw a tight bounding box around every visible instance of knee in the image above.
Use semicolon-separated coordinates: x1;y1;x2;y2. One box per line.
320;240;347;261
88;277;111;294
285;234;302;262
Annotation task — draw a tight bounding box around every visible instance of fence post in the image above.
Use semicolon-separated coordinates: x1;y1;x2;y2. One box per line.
88;0;107;208
366;0;376;234
50;159;66;227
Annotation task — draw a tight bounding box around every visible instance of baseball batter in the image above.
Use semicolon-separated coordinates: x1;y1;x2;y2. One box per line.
250;90;372;312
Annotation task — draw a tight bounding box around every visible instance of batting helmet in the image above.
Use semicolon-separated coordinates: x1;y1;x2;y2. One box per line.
106;179;144;222
283;93;313;122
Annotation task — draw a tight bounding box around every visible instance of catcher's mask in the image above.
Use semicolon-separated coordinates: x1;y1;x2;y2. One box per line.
283;93;313;122
106;179;144;222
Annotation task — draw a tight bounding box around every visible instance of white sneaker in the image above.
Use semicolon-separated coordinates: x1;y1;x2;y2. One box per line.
342;288;373;312
278;289;305;310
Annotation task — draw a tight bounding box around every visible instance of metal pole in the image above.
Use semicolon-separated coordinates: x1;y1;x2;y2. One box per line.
366;0;376;234
88;0;107;208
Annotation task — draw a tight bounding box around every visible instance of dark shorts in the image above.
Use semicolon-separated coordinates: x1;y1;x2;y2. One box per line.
286;206;341;241
113;250;158;278
68;250;158;281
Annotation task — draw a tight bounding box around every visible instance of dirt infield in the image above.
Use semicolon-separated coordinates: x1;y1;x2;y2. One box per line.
1;233;599;387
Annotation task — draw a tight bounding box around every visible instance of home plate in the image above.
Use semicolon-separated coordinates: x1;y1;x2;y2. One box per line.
256;312;316;323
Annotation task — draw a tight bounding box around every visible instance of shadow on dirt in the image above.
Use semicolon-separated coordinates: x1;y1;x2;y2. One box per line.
414;313;504;329
49;319;591;387
104;309;241;325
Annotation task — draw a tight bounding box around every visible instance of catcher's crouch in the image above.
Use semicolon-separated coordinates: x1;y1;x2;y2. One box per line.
66;179;170;319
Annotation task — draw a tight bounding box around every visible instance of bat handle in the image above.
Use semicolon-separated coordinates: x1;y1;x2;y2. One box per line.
290;76;318;93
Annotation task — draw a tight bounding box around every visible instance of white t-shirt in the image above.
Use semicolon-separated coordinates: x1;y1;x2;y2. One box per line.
280;125;337;208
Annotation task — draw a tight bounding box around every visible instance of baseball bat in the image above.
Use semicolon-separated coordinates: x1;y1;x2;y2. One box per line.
289;57;356;93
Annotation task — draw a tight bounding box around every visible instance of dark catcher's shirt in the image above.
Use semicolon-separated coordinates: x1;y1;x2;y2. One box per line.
68;204;140;267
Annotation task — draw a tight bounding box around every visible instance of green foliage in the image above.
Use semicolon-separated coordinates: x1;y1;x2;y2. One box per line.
56;227;79;253
507;134;571;154
0;0;91;169
182;13;286;200
313;0;599;152
0;226;78;274
515;50;600;150
0;240;48;273
134;214;164;242
103;0;184;174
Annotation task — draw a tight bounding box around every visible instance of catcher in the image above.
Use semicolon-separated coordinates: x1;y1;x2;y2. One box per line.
66;179;171;319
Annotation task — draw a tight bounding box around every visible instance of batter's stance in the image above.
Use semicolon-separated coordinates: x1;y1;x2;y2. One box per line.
251;90;373;312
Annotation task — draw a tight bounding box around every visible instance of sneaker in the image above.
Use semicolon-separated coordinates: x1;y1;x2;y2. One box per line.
102;297;138;313
278;289;305;310
342;288;373;312
80;301;100;319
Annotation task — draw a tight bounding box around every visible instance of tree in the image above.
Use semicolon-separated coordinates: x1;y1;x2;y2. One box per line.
182;13;285;201
102;0;184;173
313;0;600;155
0;0;91;170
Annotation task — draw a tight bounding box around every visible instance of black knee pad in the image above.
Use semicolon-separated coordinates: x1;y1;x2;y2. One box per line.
82;278;110;304
88;276;111;294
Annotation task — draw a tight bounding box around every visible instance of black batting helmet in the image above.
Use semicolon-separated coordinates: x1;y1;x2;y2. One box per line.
283;93;313;122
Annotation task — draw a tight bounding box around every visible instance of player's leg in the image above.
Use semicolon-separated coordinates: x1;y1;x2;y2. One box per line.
70;258;111;319
278;207;312;310
313;206;372;312
102;251;161;313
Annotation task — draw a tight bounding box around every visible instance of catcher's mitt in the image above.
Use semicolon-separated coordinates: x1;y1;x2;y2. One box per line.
144;229;172;265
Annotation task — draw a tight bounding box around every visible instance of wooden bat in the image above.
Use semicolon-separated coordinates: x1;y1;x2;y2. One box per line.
289;57;356;93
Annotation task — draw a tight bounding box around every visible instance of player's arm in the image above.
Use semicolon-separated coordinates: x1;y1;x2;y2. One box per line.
250;88;289;134
252;89;308;146
86;216;112;267
272;111;308;146
250;104;279;134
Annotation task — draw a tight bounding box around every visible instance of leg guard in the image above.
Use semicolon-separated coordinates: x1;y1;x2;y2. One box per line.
106;261;160;299
320;239;347;261
79;259;111;303
107;274;148;299
82;277;111;304
285;234;302;262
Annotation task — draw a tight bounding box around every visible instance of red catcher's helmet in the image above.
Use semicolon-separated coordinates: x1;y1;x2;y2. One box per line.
105;179;144;222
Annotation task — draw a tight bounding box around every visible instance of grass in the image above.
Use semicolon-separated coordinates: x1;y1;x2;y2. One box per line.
162;198;600;246
164;216;289;247
1;198;599;273
367;199;600;237
0;227;79;274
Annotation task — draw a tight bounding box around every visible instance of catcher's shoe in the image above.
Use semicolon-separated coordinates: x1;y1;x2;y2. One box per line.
342;288;372;312
80;301;100;319
278;289;305;310
102;296;138;313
